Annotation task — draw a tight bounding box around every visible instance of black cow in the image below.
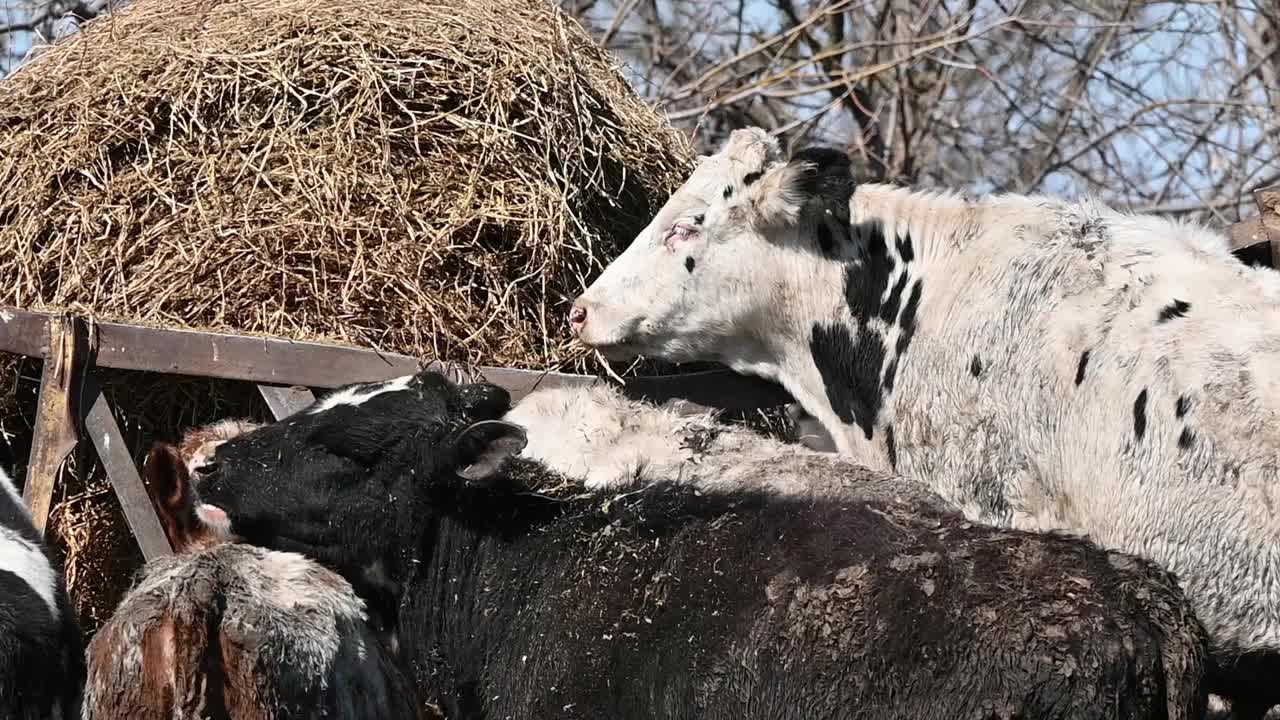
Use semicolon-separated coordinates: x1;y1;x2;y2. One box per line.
0;465;84;720
150;371;1211;720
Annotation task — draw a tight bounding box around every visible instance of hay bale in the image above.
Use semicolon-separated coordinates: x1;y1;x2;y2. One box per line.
0;0;693;633
0;0;691;365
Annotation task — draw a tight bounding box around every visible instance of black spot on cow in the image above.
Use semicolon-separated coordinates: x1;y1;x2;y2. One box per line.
970;355;984;378
894;281;923;359
879;271;909;325
742;170;763;186
1075;350;1091;386
1133;389;1149;441
1178;427;1195;450
885;425;898;470
810;322;886;440
843;228;893;320
817;223;835;255
1158;299;1191;323
1175;395;1190;418
685;257;695;273
1078;216;1106;241
723;185;733;199
869;234;916;326
789;147;855;259
882;357;899;394
895;234;915;264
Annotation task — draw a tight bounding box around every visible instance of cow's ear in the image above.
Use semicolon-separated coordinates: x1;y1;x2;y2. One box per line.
143;442;230;552
739;161;809;229
451;420;528;484
144;442;199;551
721;127;783;167
745;146;855;240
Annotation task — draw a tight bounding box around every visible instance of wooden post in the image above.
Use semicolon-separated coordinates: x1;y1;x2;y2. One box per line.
1255;185;1280;269
22;314;91;535
257;384;317;420
1226;216;1270;253
82;381;173;561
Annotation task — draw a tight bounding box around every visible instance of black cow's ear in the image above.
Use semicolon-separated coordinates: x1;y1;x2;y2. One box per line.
452;420;528;484
143;441;205;552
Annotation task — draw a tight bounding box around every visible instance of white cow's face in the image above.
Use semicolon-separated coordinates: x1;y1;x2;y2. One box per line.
571;127;856;365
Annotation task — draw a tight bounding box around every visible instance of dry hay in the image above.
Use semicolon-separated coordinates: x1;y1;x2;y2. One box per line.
0;0;692;365
0;0;695;633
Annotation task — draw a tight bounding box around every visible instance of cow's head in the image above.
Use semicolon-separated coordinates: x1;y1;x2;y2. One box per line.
569;127;857;365
142;417;265;552
177;418;262;481
143;372;527;590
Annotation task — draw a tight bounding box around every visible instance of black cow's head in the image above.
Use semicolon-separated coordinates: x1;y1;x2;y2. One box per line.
143;371;527;623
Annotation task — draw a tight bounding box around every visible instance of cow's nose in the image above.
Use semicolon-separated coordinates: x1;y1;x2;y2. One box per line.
568;301;588;335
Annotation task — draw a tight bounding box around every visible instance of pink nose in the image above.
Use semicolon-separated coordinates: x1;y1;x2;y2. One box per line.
568;302;588;334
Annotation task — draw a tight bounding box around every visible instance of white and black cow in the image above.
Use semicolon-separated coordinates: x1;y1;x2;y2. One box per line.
568;127;1280;718
149;371;1214;720
83;529;424;720
0;465;84;720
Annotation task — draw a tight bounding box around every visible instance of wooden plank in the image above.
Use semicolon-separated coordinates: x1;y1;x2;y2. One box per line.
1256;184;1280;222
258;384;317;420
1255;185;1280;269
82;381;173;561
0;307;47;359
1226;216;1271;252
22;315;91;535
0;307;792;412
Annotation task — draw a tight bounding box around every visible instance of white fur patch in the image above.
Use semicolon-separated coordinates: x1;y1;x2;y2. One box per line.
0;465;25;511
504;384;946;512
0;466;57;618
309;375;414;414
196;504;234;541
0;527;59;619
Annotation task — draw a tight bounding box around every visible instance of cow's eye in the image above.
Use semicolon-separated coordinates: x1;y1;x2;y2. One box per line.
664;221;699;248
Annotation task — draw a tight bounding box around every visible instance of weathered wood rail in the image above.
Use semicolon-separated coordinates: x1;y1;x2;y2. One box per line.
1224;185;1280;261
1;184;1276;562
0;307;791;560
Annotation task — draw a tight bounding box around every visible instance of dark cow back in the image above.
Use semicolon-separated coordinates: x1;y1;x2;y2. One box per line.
400;467;1208;720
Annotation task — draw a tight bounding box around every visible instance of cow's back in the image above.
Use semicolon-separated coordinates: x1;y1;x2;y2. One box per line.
403;484;1207;720
887;195;1280;657
84;543;421;720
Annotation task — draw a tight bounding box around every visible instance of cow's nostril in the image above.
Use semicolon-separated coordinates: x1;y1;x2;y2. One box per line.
568;303;588;332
